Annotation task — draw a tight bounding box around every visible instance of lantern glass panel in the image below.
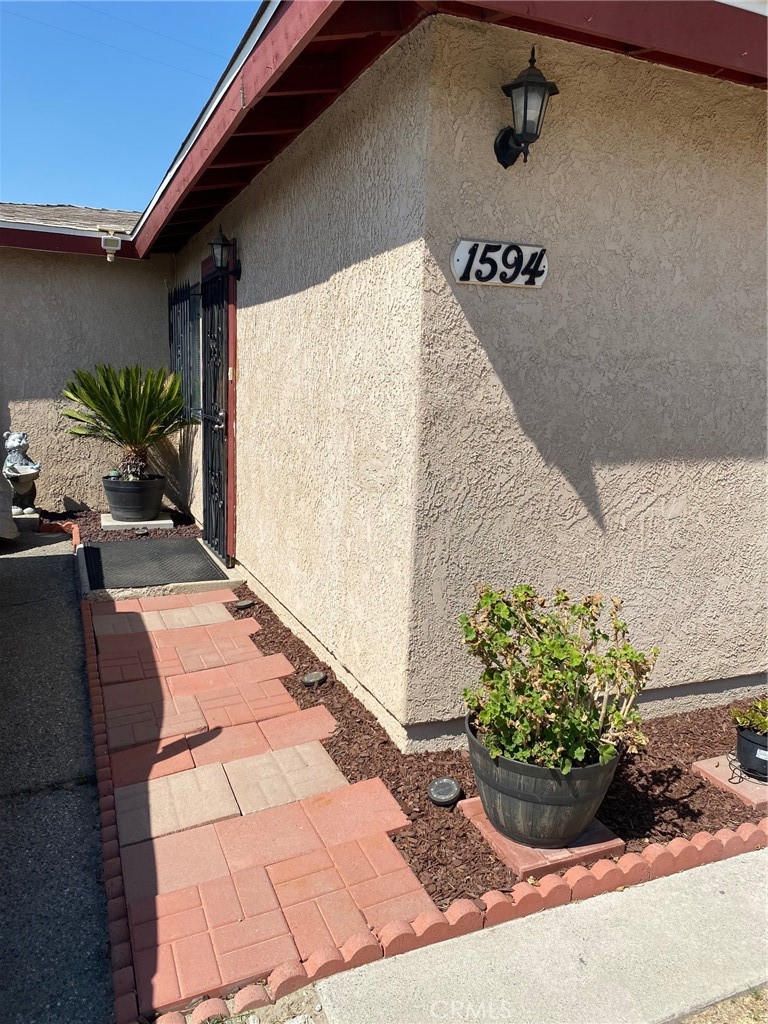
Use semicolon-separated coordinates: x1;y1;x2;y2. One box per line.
532;88;548;136
210;230;230;270
513;83;550;144
511;85;526;139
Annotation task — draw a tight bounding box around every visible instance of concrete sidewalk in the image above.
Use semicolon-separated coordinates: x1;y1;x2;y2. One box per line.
318;851;768;1024
0;534;112;1024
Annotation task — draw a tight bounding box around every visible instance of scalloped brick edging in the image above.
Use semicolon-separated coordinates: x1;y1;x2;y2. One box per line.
81;603;768;1024
249;819;766;1010
81;599;141;1024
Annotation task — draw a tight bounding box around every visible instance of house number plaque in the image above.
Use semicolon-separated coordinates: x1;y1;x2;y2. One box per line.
451;239;548;288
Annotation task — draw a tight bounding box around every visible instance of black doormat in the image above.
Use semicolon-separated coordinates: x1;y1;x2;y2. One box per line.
84;538;227;590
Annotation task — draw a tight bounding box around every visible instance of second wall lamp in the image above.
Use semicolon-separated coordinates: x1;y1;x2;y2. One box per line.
209;226;242;280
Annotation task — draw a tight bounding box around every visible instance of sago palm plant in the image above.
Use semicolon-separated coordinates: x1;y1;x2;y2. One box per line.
62;365;191;479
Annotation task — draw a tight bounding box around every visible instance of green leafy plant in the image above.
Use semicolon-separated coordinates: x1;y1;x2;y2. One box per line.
731;698;768;734
461;584;659;774
61;365;191;479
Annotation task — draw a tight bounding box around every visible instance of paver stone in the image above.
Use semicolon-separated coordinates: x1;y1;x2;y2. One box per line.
224;741;348;815
115;763;241;845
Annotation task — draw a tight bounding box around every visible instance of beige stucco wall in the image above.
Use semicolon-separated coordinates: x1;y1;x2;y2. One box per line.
0;247;171;510
405;17;767;731
172;15;765;747
174;21;430;727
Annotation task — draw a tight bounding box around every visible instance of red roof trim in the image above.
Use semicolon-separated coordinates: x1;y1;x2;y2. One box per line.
134;0;343;258
0;228;140;260
455;0;767;80
126;0;768;257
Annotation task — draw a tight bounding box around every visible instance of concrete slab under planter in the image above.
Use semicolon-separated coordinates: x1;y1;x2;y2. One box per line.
100;513;174;530
14;512;40;532
459;797;624;877
692;754;768;811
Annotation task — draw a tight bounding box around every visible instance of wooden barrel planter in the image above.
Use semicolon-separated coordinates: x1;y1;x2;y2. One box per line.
102;475;166;522
465;714;619;849
736;725;768;780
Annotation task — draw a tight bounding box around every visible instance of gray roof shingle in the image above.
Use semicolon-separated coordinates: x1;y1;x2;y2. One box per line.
0;203;139;233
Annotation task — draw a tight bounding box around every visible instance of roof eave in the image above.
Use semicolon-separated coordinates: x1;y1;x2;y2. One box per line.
0;222;140;259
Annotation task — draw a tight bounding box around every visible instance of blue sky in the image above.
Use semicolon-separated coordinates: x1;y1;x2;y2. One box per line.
0;2;257;211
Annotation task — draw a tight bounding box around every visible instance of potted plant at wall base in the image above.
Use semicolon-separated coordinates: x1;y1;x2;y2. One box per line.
61;365;191;522
730;698;768;781
462;585;659;849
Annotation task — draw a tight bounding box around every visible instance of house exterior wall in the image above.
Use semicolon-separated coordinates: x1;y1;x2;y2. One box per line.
0;247;171;510
174;22;430;729
173;15;765;748
405;16;767;732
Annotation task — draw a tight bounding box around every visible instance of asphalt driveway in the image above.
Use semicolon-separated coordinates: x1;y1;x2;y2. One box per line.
0;533;112;1024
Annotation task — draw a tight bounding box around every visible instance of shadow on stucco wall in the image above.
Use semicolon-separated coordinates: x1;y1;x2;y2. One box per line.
416;14;767;532
398;247;768;724
422;250;767;531
154;427;200;516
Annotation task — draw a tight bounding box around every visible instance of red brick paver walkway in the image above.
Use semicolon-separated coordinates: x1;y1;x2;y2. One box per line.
98;618;263;684
88;591;437;1017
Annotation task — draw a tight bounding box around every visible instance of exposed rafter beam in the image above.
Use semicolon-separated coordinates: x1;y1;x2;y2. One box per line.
164;211;218;226
235;98;307;135
191;169;256;191
190;179;254;191
209;134;279;168
267;57;342;96
315;2;404;40
178;190;237;209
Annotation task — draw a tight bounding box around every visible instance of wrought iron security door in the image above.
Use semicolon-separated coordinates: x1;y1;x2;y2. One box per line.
201;270;229;563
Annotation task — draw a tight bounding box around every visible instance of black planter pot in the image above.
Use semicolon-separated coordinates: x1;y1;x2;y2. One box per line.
465;714;619;849
736;726;768;781
102;475;166;522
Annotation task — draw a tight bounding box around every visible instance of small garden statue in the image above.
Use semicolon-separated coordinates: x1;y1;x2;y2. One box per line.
3;430;42;515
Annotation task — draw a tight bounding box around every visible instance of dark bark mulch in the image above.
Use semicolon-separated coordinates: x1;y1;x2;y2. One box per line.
600;708;757;847
39;507;201;544
227;584;763;908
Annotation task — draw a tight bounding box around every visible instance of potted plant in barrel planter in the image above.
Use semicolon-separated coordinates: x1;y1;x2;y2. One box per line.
730;698;768;780
462;585;658;849
62;364;191;522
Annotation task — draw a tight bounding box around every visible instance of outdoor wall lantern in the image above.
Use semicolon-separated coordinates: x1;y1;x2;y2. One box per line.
209;226;241;280
494;47;558;169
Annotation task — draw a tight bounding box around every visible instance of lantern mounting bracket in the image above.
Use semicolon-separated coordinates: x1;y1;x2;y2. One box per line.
494;127;529;168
